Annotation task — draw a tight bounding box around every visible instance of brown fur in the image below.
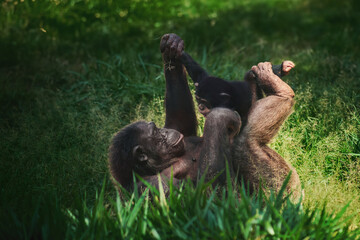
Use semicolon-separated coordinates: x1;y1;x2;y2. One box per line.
232;62;302;200
109;34;302;200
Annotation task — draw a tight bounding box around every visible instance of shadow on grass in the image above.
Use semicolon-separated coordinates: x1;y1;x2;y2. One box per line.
0;0;359;230
0;0;359;67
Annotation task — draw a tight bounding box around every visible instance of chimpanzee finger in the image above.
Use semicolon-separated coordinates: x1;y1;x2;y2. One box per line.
282;60;295;74
160;34;170;53
251;65;260;77
166;34;176;48
164;45;170;61
169;37;179;59
257;62;265;71
165;34;176;59
258;62;271;72
162;34;176;61
288;61;295;68
264;62;272;70
246;70;256;80
289;62;295;69
176;40;184;59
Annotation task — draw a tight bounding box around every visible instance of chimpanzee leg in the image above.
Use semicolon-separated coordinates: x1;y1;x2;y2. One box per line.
233;62;301;198
160;34;197;136
244;62;295;143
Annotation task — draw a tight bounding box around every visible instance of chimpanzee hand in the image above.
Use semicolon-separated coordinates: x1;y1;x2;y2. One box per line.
160;33;184;64
251;62;276;81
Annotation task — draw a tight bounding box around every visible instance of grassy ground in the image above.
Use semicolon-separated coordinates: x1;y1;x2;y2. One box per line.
1;0;359;238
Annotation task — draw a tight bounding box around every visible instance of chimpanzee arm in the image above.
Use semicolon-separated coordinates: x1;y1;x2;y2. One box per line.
181;50;289;86
160;34;197;137
198;108;241;184
180;52;209;85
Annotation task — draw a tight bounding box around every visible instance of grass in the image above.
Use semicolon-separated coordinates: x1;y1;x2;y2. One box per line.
1;176;359;239
1;0;360;238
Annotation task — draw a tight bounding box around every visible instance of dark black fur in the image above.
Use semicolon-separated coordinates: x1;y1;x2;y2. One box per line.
181;52;287;125
109;34;240;193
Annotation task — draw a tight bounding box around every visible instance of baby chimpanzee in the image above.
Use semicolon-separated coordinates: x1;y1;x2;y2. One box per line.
180;52;294;126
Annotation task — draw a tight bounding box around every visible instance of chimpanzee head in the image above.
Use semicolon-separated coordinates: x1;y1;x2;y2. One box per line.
109;121;184;188
131;121;185;165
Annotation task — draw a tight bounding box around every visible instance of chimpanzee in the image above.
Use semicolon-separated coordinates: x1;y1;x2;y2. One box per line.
163;33;294;126
109;34;301;199
180;52;294;126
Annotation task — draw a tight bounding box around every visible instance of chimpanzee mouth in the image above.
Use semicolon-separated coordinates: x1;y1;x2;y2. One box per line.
172;134;184;147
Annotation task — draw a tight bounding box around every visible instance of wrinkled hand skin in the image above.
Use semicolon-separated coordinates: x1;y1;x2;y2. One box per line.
160;33;184;64
251;62;277;81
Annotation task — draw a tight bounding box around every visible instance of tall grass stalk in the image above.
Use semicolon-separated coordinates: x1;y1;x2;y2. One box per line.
1;179;359;239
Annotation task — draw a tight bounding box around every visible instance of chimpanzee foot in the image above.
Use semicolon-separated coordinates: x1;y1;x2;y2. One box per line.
281;60;295;76
251;62;275;81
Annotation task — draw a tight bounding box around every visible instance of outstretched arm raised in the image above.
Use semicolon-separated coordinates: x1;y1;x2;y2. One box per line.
160;34;197;137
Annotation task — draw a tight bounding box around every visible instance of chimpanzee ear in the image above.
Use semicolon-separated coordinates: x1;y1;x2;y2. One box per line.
219;92;231;104
133;145;148;162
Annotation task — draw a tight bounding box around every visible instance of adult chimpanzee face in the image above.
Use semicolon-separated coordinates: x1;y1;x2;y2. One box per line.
135;122;185;163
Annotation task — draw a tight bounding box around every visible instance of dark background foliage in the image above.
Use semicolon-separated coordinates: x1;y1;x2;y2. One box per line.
0;0;359;237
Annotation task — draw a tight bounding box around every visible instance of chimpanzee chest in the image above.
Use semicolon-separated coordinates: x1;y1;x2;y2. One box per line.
180;141;202;180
